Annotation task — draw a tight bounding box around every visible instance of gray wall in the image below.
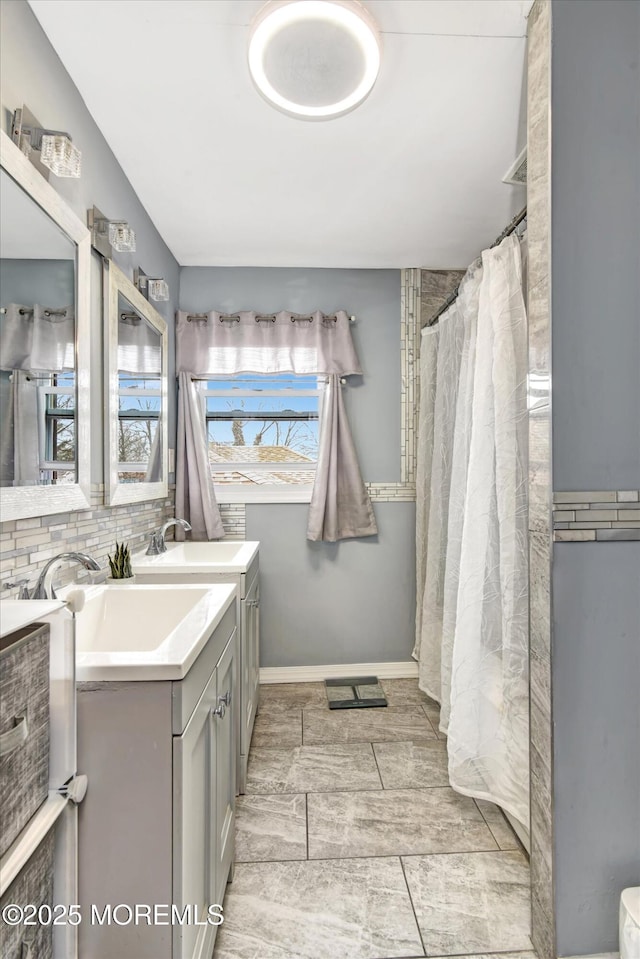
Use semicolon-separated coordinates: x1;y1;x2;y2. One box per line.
551;0;640;491
180;267;401;482
0;0;180;480
247;503;416;668
180;267;415;668
0;257;74;306
550;1;640;953
552;544;640;955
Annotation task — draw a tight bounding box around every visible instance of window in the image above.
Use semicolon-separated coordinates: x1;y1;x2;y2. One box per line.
41;372;76;484
117;374;161;482
203;373;321;502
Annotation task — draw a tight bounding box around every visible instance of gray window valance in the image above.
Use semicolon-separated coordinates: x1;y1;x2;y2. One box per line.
176;309;362;376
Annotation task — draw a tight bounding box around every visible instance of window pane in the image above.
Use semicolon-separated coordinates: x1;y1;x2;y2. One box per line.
208;419;318;459
206;396;317;415
48;416;75;463
118;396;162;414
118;417;158;465
205;373;319;490
205;373;319;391
119;375;162;390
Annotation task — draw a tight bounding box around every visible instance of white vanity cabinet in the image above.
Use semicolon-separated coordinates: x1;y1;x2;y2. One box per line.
76;596;236;959
133;544;260;793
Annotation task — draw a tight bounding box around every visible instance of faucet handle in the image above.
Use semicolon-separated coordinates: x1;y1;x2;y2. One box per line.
3;580;31;600
145;532;162;556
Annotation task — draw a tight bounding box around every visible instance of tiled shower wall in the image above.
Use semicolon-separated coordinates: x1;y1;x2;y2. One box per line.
526;2;554;957
0;486;175;598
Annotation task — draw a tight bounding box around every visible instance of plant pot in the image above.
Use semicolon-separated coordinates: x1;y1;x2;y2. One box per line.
105;575;137;585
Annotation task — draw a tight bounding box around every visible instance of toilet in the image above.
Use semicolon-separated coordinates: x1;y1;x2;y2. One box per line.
620;887;640;959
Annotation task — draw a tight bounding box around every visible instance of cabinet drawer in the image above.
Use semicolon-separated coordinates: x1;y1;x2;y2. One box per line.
0;624;50;856
0;827;54;959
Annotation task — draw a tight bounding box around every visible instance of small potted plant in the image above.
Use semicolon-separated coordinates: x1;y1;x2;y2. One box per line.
106;541;135;584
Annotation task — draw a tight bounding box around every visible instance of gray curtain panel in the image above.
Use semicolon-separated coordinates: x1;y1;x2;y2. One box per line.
307;375;377;542
175;373;225;540
0;303;74;372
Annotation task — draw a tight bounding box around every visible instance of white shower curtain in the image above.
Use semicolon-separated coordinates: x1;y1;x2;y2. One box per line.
415;234;529;828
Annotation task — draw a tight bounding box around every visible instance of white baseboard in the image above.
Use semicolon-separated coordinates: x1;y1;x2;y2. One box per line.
259;661;419;684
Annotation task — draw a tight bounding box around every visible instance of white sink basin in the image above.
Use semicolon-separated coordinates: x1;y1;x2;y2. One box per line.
60;583;236;681
132;540;259;574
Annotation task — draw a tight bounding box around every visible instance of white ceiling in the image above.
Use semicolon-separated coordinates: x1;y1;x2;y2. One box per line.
29;0;532;269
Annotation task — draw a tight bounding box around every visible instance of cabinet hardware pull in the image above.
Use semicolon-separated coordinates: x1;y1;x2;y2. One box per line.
221;690;231;707
212;701;226;719
0;715;28;757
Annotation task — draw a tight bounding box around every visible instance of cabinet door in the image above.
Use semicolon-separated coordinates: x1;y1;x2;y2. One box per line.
173;668;217;959
214;634;236;906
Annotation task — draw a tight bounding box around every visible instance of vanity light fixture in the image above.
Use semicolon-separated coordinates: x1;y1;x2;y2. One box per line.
248;0;381;120
88;206;137;257
11;105;82;178
134;267;170;302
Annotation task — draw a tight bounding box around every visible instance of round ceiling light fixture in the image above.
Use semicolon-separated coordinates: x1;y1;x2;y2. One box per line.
248;0;381;120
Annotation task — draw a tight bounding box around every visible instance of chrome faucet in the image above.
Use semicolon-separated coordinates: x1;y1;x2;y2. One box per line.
31;552;101;600
147;518;192;555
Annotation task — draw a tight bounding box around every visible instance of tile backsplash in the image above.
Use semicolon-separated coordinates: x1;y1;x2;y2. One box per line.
0;485;175;599
0;489;255;599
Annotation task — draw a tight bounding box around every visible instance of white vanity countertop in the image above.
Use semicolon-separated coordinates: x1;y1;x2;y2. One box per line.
132;540;259;575
0;600;65;639
63;583;237;682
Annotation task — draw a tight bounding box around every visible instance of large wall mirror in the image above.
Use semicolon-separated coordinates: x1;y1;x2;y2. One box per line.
104;261;168;505
0;130;91;521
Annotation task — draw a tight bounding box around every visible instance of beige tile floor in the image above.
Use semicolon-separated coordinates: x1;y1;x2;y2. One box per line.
214;679;532;959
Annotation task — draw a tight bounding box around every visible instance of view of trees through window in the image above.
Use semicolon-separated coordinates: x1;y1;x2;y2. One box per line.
204;375;320;487
117;375;161;481
43;373;75;483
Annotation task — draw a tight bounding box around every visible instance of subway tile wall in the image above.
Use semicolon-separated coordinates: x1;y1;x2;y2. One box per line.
553;490;640;541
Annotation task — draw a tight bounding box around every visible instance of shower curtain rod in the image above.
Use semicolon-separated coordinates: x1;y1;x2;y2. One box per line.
426;206;527;328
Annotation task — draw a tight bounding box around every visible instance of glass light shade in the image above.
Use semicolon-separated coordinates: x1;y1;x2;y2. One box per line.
248;0;381;120
148;279;170;302
108;222;136;253
40;134;82;178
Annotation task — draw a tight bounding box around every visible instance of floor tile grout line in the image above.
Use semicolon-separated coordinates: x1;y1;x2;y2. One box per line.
305;792;309;861
227;849;529;868
472;798;525;855
471;798;501;852
420;703;441;738
369;740;386;790
398;855;427;958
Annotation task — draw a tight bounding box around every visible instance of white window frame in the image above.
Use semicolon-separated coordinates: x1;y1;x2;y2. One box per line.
201;375;323;503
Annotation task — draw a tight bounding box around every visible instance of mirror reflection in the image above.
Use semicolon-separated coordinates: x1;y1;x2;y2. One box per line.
116;293;162;483
0;168;77;487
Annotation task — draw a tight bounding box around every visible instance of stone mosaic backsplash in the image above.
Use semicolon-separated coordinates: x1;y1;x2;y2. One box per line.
0;485;176;599
553;490;640;541
0;489;257;599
